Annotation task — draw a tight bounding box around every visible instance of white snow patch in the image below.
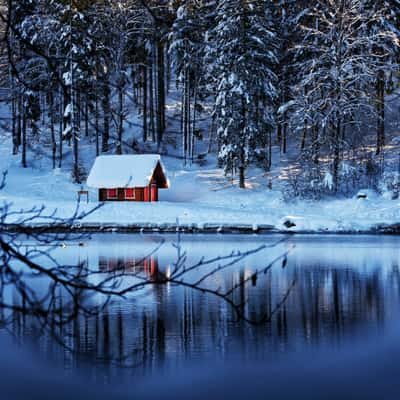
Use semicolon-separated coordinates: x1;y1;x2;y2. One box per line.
323;171;333;191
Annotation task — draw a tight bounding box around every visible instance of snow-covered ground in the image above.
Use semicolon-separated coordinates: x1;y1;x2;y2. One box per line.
0;132;399;233
0;83;399;234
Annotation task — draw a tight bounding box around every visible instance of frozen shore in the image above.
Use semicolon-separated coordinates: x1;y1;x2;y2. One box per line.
1;141;399;235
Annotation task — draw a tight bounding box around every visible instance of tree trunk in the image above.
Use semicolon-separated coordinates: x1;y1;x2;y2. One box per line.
73;129;80;183
166;49;171;95
95;89;99;156
185;68;191;164
11;98;18;154
207;117;215;154
142;64;148;142
282;122;287;154
49;90;56;169
16;95;22;149
156;39;165;149
149;54;155;142
85;97;89;137
77;91;81;129
41;92;46;125
191;84;197;164
239;163;245;189
116;86;124;155
277;123;282;145
182;90;187;165
72;87;80;184
332;120;341;192
102;77;110;153
312;124;320;165
63;89;71;146
239;98;246;189
22;102;27;168
376;69;385;155
11;78;18;155
132;66;139;108
267;129;272;172
58;87;63;168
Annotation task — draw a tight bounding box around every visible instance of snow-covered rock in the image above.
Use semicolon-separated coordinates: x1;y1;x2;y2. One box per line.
355;189;379;200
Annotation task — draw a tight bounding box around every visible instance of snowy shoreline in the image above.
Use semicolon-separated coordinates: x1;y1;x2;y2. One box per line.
3;222;400;235
2;141;400;236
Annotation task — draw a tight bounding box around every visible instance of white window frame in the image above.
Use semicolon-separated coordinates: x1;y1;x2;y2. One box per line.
125;188;136;199
107;188;118;199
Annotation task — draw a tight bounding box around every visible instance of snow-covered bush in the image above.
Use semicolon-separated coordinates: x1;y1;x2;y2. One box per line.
283;158;383;200
283;164;327;200
380;171;400;199
337;161;360;196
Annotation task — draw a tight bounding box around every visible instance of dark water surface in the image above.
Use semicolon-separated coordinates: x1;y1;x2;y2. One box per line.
2;234;400;399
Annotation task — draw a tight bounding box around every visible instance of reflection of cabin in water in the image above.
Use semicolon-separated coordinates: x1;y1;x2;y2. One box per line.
87;154;169;202
99;255;165;281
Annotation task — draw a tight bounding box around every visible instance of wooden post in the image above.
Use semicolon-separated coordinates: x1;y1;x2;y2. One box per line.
77;189;89;203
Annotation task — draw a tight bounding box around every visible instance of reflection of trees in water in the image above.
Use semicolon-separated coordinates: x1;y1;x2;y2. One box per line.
1;234;291;373
292;267;386;343
8;256;400;374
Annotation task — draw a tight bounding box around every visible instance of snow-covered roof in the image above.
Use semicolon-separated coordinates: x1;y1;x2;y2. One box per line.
87;154;169;189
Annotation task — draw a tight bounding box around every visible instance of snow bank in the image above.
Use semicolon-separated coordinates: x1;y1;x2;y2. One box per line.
0;142;399;234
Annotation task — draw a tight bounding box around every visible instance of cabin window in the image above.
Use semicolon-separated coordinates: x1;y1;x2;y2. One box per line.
107;188;118;199
125;188;135;199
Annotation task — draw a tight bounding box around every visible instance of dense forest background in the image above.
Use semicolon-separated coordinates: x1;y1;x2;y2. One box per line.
1;0;400;197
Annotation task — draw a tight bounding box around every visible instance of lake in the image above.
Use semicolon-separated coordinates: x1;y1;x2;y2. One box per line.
1;233;400;399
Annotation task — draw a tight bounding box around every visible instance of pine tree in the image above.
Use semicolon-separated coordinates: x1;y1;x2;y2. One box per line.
50;0;98;182
209;0;278;187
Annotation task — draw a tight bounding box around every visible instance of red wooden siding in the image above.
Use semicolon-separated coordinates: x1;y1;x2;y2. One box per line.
151;184;158;202
99;188;146;202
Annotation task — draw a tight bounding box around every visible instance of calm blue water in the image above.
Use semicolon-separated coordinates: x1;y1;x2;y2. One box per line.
1;234;400;399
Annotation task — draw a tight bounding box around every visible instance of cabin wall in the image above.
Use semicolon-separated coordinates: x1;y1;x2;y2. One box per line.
99;188;147;202
134;188;145;201
143;185;158;202
153;162;169;188
99;189;106;201
151;184;158;201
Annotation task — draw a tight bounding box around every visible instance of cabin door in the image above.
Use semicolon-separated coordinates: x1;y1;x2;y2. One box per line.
151;184;158;202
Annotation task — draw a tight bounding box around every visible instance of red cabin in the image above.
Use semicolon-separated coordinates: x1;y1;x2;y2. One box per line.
87;154;169;202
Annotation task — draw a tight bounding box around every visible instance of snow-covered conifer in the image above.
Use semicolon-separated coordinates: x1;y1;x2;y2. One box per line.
208;0;278;187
